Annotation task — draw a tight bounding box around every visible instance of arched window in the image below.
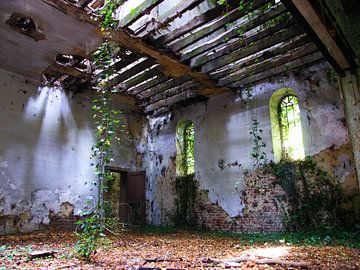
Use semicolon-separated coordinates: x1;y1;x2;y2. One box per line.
278;95;305;160
176;120;195;175
269;88;305;162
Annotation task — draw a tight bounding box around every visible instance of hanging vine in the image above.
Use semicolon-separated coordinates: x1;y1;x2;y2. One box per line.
75;0;126;261
244;88;268;168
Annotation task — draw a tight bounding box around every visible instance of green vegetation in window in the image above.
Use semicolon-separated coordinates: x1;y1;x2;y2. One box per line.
183;122;195;175
279;95;305;160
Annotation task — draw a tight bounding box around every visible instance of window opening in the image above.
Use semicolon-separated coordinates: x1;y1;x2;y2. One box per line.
176;120;195;176
183;122;195;175
279;95;305;160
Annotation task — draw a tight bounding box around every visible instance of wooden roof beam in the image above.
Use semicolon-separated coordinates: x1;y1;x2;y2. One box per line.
128;75;170;95
180;2;287;62
110;30;229;96
43;0;229;98
142;80;199;106
219;42;318;86
144;89;199;113
118;0;165;28
137;0;204;37
199;24;301;73
229;51;324;88
138;76;192;99
281;0;352;72
169;0;271;52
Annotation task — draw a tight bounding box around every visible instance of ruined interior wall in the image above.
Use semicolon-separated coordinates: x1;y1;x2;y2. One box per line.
0;69;140;234
143;61;357;230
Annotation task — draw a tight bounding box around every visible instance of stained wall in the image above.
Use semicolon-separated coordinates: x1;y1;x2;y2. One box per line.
142;61;357;229
0;69;140;234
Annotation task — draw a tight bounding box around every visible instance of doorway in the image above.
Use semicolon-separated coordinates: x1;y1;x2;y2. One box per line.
105;167;146;226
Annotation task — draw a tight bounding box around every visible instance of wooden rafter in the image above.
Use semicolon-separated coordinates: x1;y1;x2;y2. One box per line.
110;30;229;96
128;75;170;95
136;0;203;37
145;88;199;113
219;42;318;86
139;76;191;99
199;23;301;73
151;0;242;47
42;0;230;98
118;0;165;28
180;3;287;62
210;34;310;80
168;0;271;52
41;0;326;116
281;0;353;72
143;80;199;106
108;58;155;88
229;51;324;87
117;65;164;91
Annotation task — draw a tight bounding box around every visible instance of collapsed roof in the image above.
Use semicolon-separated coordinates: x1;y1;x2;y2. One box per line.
1;0;357;115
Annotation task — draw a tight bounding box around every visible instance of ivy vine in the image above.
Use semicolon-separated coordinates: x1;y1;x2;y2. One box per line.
173;173;199;228
75;0;126;261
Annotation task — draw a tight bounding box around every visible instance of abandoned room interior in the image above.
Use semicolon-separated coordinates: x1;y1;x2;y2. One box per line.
0;0;360;242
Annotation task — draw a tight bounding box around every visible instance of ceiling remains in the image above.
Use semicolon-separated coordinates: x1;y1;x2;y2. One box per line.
1;0;325;115
0;0;102;81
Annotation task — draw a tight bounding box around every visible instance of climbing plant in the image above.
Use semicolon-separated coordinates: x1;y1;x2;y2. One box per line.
244;88;268;168
173;173;199;228
75;0;127;261
270;157;356;231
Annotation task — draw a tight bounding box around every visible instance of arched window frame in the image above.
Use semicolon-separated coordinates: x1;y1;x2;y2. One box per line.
176;120;195;176
269;88;305;162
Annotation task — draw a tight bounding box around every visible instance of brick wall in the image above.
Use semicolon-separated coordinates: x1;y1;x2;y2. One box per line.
49;214;79;231
196;169;288;232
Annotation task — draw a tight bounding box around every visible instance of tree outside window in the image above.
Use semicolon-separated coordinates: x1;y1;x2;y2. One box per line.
176;120;195;175
279;95;305;160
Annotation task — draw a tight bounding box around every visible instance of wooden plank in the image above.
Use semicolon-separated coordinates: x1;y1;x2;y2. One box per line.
137;0;203;37
180;3;287;62
113;54;142;71
219;43;318;86
150;95;208;115
29;250;55;260
199;24;301;73
145;89;198;113
229;51;324;88
144;80;199;105
108;58;155;88
128;75;170;95
152;0;242;47
287;0;350;70
111;30;229;96
191;18;295;68
111;93;140;111
118;0;165;28
138;76;192;99
43;0;230;97
169;0;270;52
47;63;86;77
118;65;163;90
97;53;142;79
210;34;310;80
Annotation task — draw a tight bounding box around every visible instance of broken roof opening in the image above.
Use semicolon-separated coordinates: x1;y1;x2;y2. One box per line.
35;0;357;115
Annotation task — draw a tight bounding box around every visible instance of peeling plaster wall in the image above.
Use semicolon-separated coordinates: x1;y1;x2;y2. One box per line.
143;61;357;228
0;69;140;234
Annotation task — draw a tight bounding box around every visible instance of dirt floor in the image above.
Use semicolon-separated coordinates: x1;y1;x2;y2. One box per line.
0;230;359;269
